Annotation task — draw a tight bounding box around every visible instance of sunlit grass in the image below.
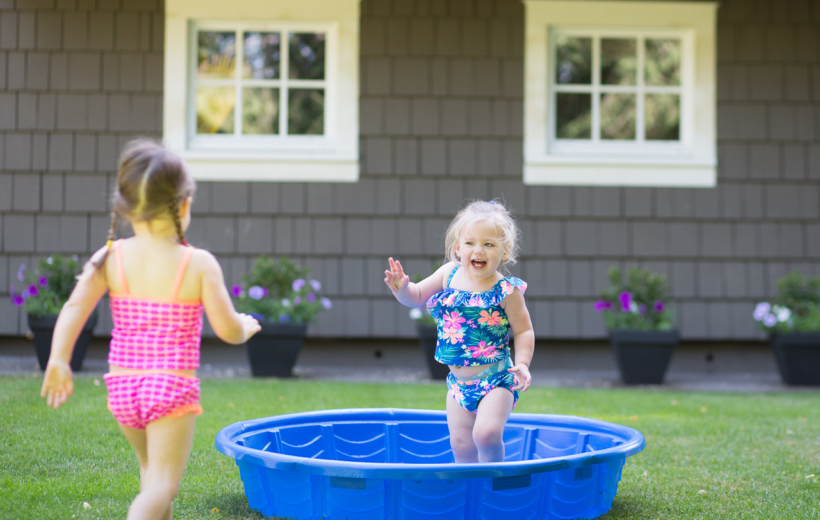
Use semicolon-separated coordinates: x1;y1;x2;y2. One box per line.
1;376;818;519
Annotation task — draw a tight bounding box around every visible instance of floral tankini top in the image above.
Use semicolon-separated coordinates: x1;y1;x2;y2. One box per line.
426;266;527;367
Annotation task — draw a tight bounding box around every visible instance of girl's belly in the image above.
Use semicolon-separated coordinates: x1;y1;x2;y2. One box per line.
448;362;497;379
108;364;197;377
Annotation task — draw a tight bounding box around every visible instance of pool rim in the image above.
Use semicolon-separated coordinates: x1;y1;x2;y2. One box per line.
214;408;646;480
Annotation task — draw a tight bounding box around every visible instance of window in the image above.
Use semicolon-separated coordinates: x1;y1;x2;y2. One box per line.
164;0;361;182
523;1;717;187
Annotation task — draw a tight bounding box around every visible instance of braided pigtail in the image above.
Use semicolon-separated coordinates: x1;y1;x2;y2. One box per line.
169;198;188;246
88;210;118;270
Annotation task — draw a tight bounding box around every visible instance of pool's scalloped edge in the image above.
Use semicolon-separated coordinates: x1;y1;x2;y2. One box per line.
214;408;646;481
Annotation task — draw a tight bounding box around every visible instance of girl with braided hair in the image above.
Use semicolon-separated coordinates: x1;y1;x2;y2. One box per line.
40;139;261;520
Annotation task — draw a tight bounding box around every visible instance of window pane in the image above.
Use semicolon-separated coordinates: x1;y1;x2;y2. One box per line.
556;93;591;139
243;32;281;79
288;89;324;135
289;32;325;80
196;86;235;134
600;94;635;140
197;31;235;79
601;38;636;85
645;38;680;86
243;88;280;135
555;35;591;84
645;94;680;140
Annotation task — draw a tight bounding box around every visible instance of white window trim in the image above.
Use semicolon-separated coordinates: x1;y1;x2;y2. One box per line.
523;0;717;188
164;0;361;182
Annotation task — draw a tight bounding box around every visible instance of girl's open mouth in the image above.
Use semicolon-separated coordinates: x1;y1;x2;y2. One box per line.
471;259;487;268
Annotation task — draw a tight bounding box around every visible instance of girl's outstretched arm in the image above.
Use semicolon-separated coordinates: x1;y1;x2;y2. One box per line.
199;250;261;345
385;259;453;308
503;289;535;392
41;246;110;409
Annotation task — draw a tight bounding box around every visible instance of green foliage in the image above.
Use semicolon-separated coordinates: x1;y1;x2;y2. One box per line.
232;256;330;325
596;267;674;331
15;255;81;318
754;271;820;333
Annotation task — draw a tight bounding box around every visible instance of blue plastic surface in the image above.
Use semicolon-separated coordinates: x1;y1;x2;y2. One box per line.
215;408;645;520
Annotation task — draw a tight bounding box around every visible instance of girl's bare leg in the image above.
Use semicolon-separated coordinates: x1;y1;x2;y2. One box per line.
473;388;514;463
125;413;196;520
446;390;479;463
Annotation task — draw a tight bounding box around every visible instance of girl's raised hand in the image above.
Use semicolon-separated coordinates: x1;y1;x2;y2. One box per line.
508;363;532;392
40;360;74;409
384;257;409;292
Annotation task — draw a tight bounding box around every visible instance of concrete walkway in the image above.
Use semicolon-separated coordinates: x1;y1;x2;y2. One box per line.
2;336;814;392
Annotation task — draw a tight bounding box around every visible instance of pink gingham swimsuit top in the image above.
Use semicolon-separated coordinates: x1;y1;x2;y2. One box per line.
107;240;204;370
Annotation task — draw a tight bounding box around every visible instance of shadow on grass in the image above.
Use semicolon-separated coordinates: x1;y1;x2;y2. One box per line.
198;492;266;519
604;495;660;518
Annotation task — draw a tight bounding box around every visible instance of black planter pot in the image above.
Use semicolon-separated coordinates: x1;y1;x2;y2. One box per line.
416;324;450;380
28;311;98;372
609;329;678;385
245;322;307;377
770;333;820;386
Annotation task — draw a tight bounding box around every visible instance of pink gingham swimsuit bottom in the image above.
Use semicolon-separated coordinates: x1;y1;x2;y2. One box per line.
105;240;204;430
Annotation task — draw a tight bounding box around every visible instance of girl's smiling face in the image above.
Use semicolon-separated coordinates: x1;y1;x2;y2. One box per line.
456;220;507;280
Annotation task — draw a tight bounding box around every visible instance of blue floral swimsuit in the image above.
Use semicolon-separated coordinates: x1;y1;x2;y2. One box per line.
426;266;528;413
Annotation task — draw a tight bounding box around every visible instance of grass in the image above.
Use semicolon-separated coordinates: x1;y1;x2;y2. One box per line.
0;376;818;519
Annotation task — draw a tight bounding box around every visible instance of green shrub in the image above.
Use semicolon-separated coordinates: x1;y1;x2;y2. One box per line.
12;256;82;318
753;271;820;333
594;267;674;331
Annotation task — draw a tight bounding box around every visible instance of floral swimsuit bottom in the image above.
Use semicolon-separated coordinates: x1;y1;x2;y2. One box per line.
427;267;527;413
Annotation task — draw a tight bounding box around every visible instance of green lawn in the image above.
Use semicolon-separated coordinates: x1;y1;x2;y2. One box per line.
0;376;818;519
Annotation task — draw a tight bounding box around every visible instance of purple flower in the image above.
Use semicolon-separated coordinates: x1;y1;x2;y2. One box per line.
230;284;243;297
639;304;647;315
321;298;332;309
293;296;302;305
17;264;25;282
11;294;24;306
753;302;770;321
292;279;306;291
28;285;38;297
310;279;321;291
763;314;777;327
279;314;291;323
619;291;632;312
594;300;613;312
248;286;266;300
654;301;665;313
306;293;316;303
38;276;48;287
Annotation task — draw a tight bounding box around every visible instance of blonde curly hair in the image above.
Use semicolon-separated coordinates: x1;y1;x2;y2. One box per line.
443;199;521;273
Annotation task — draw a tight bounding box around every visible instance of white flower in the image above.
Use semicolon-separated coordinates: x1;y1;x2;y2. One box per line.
47;257;53;264
629;301;639;314
281;299;290;307
776;307;791;323
753;302;770;321
409;308;423;320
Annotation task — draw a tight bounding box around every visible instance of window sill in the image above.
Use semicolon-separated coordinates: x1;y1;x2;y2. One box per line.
181;152;359;182
524;156;716;187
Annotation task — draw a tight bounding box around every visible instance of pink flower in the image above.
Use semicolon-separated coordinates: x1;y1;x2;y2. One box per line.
468;341;497;359
442;326;464;344
468;295;481;306
443;311;466;330
478;310;503;326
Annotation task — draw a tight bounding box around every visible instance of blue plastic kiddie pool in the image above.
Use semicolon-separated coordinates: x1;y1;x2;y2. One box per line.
215;408;645;520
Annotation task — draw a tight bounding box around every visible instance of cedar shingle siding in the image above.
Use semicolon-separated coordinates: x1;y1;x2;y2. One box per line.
0;0;818;340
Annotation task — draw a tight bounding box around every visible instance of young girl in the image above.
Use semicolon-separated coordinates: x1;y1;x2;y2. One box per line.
385;200;534;463
40;140;261;520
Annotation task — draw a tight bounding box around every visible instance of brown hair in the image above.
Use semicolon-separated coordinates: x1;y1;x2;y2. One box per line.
92;139;195;269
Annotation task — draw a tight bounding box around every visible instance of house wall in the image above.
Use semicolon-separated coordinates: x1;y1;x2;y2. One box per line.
0;0;818;340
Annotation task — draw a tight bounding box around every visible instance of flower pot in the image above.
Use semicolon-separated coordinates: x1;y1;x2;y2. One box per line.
245;322;307;377
28;311;98;372
770;333;820;386
609;329;678;385
416;324;450;380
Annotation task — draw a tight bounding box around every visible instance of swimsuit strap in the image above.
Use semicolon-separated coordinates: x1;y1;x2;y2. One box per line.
446;266;459;288
114;239;130;294
170;246;195;300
